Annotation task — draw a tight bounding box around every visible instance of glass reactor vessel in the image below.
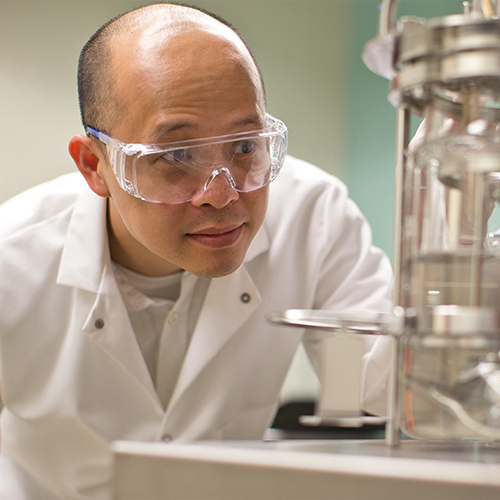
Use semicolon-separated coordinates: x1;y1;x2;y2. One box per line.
273;0;500;446
364;0;500;442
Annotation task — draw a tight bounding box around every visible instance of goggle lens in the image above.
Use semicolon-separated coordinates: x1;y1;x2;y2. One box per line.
134;136;275;204
87;114;287;204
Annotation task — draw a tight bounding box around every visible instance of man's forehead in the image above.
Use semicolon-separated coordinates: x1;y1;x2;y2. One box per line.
110;23;263;103
111;29;260;94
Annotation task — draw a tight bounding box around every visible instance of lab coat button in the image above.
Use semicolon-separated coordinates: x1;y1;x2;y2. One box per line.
168;312;179;325
161;433;173;442
240;293;251;303
94;318;105;329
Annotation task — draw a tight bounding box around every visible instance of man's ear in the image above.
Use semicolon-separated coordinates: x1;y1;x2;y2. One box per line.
68;135;111;198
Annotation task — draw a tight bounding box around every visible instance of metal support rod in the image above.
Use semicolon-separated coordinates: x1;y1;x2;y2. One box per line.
393;105;411;307
470;174;485;306
384;105;411;447
385;336;401;446
379;0;399;36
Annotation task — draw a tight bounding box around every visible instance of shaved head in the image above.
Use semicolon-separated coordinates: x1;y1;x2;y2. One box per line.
77;3;265;133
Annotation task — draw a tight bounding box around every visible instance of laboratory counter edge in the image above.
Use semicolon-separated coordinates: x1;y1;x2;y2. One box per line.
112;438;500;500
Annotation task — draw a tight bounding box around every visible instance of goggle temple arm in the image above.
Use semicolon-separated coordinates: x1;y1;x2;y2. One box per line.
86;126;108;143
85;126;135;196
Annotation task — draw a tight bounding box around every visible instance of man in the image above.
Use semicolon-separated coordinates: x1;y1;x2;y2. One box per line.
0;3;392;499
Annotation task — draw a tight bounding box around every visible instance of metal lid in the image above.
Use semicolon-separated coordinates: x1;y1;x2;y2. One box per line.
363;15;500;108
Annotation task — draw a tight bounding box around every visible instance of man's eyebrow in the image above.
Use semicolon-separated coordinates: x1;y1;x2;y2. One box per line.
147;114;266;143
148;122;198;143
231;114;265;130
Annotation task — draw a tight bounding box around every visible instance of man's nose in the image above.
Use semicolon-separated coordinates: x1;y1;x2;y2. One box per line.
191;167;239;208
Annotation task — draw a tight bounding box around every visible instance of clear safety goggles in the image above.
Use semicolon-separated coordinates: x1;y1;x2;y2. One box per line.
86;114;288;204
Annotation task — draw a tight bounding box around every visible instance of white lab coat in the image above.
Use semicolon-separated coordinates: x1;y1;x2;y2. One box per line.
0;156;392;499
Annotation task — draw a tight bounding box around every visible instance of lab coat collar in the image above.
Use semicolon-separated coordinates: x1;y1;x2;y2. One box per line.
57;187;109;293
167;264;263;411
81;263;161;405
56;189;159;403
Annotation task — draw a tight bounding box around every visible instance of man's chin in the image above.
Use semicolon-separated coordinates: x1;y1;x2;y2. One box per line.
188;259;245;279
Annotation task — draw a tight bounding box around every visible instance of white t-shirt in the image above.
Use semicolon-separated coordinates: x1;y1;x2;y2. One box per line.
113;263;210;409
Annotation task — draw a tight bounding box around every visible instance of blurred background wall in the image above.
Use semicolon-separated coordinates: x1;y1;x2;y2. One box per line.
0;0;463;260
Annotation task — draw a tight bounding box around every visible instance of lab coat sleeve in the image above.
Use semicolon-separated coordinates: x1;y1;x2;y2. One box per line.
312;185;392;313
301;179;393;416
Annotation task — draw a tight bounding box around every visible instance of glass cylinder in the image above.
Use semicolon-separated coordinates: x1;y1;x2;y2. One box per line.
401;81;500;440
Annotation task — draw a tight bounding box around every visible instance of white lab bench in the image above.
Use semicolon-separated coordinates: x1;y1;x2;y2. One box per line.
112;438;500;499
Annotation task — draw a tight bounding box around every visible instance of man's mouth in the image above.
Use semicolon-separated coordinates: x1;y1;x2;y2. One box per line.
187;224;244;248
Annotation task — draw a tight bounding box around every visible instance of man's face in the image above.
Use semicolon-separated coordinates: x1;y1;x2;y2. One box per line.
98;28;268;278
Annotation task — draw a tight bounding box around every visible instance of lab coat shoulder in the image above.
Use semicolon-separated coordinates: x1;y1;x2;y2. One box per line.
0;174;89;336
0;173;86;240
266;155;350;240
263;156;348;277
263;155;392;313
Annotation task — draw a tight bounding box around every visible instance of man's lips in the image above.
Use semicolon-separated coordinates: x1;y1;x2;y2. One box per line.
187;224;244;248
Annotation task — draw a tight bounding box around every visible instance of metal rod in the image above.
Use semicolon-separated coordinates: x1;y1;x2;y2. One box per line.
393;105;411;307
385;105;411;447
379;0;398;36
385;336;401;446
471;174;485;306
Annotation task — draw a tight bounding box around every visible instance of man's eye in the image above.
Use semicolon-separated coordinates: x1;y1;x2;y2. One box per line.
162;149;190;163
234;141;256;156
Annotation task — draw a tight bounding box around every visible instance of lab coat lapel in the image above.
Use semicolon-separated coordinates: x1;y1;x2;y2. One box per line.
168;264;262;408
81;265;160;404
57;188;160;405
57;188;108;294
